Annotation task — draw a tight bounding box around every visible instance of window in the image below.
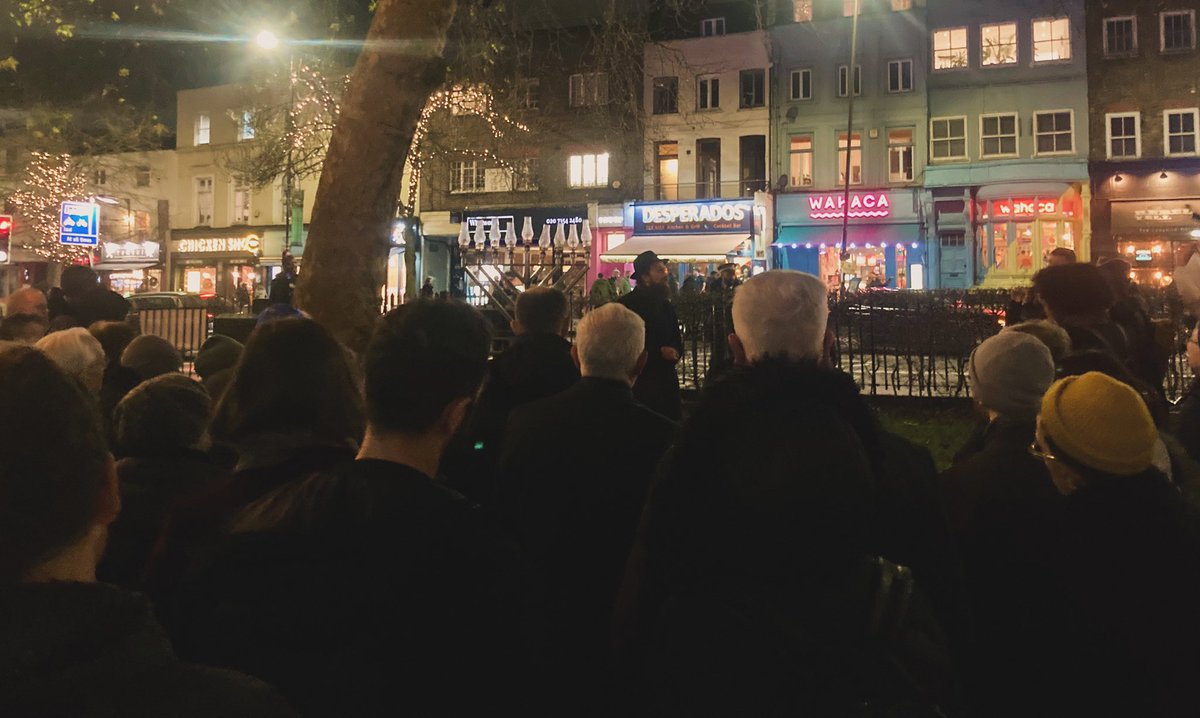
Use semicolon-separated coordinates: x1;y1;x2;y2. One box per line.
94;169;107;186
1034;111;1074;154
135;166;151;188
1162;11;1196;52
194;176;213;226
483;168;513;192
698;75;720;109
232;180;251;224
1164;109;1199;155
931;117;967;160
888;128;914;182
569;152;610;188
516;78;540;110
700;17;725;36
239;111;255;141
789;134;813;187
656;142;679;200
450;160;486;193
837;64;862;97
842;0;856;16
739;69;766;108
787;69;812;101
981;22;1018;65
891;0;912;9
793;0;812;22
569;73;608;107
887;59;913;92
1104;16;1137;56
1032;18;1071;62
837;131;862;185
513;158;539;191
933;28;969;69
652;76;679;115
980;113;1018;157
1106;112;1140;158
194;114;211;145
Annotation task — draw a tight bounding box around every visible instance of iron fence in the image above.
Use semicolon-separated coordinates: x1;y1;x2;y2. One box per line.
133;308;210;375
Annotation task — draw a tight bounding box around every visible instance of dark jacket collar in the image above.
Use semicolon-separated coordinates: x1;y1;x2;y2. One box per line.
575;376;635;399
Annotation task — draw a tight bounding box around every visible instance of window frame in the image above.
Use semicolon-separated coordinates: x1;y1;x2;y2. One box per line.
837;64;862;97
135;166;152;188
1031;17;1072;64
193;175;214;227
238;111;255;141
887;59;913;93
887;127;915;184
194;114;211;146
1161;10;1197;53
891;0;912;10
569;72;609;107
930;115;969;161
651;76;679;115
979;112;1020;159
1163;108;1200;157
932;27;969;70
739;69;766;109
980;22;1019;67
788;133;815;188
836;130;863;186
231;179;252;225
1032;109;1076;156
700;17;726;37
1103;16;1138;57
789;68;813;101
568;152;611;188
516;77;540;111
513;158;540;192
697;74;721;110
1105;111;1141;159
449;159;486;193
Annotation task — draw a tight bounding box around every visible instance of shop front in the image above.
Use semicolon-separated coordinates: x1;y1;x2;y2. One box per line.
1109;199;1200;288
775;189;927;291
972;183;1086;287
95;240;163;295
168;233;263;301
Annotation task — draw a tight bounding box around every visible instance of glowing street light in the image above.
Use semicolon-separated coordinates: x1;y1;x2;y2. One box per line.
254;30;280;50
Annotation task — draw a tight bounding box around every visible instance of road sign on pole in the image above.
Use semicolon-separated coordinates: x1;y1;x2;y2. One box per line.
60;201;100;246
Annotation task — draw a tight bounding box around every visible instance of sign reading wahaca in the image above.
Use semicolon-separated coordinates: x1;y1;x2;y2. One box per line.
635;200;754;235
806;192;892;221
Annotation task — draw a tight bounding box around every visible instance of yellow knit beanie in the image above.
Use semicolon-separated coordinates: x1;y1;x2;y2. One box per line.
1039;372;1157;476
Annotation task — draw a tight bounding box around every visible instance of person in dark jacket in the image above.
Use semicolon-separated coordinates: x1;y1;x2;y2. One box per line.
120;333;183;381
0;345;292;717
89;320;143;433
193;334;244;403
499;302;676;715
145;318;363;609
1005;247;1075;323
48;265;131;330
268;251;297;306
1026;372;1200;716
169;300;541;717
99;374;226;588
619;251;684;420
1098;256;1164;389
448;286;579;501
1033;262;1131;364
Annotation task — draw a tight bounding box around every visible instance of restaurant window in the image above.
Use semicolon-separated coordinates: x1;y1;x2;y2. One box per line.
1032;18;1071;63
569;152;610;188
450;160;485;193
700;17;725;36
933;28;969;69
652;76;679;115
837;131;862;186
1034;111;1074;155
194;176;214;226
1164;109;1199;156
569;73;609;107
1107;112;1140;158
981;113;1018;157
981;22;1018;65
793;0;812;22
789;134;814;188
698;75;720;109
887;59;913;93
790;69;812;101
1104;16;1137;57
992;224;1009;270
931;116;967;160
888;128;914;183
1162;10;1196;52
838;64;862;97
740;69;766;108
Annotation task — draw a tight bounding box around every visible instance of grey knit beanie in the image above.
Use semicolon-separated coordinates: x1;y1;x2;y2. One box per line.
113;374;212;456
968;331;1056;419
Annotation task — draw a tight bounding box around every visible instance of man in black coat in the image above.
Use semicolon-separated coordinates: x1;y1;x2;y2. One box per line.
48;265;130;331
0;345;291;717
498;302;676;715
619;251;684;420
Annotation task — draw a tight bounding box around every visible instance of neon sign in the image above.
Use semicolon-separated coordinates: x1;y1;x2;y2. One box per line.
994;198;1058;217
807;192;892;220
634;199;755;235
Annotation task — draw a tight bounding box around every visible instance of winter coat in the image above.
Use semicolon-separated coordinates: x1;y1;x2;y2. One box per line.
498;377;676;713
1173;378;1200;465
169;458;543;717
48;287;131;330
618;287;684;420
0;581;293;717
590;279;617;306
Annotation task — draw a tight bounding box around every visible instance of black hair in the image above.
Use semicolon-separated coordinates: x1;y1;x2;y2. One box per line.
515;287;569;335
211;318;365;445
60;265;99;298
1033;263;1115;318
120;334;183;380
88;321;137;364
364;300;492;434
1059;350;1168;427
0;313;47;340
1048;247;1077;262
0;346;108;580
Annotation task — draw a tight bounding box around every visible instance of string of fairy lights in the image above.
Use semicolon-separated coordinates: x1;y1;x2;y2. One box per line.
8;152;93;263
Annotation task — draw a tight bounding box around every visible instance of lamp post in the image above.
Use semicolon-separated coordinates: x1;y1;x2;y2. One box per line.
839;0;861;263
254;30;299;258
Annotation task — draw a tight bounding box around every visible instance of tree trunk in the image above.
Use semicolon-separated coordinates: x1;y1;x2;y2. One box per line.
297;0;457;351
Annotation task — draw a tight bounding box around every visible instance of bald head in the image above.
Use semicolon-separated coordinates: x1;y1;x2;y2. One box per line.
7;288;48;322
732;270;829;363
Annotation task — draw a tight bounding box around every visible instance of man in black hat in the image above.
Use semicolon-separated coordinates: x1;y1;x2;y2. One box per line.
619;251;684;420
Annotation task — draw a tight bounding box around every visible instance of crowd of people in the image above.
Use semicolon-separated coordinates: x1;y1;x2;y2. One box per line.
2;250;1200;717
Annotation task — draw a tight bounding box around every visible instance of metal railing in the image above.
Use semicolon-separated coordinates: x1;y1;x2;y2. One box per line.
647;179;768;202
134;308;210;368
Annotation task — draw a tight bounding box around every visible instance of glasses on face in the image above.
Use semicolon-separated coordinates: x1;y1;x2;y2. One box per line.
1028;440;1058;463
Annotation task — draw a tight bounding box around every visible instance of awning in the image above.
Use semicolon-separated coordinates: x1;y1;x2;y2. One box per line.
774;224;921;247
92;262;157;271
976;182;1070;201
601;234;750;263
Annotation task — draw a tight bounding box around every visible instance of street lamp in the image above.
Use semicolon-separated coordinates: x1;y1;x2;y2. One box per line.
254;30;280;50
251;30;299;260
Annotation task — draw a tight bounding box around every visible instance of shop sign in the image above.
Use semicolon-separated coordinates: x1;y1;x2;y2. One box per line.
993;198;1059;217
1112;201;1198;233
174;237;253;254
101;240;160;263
806;192;891;221
634;199;754;235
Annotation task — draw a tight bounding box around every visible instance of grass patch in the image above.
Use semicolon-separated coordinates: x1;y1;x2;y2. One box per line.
870;397;980;472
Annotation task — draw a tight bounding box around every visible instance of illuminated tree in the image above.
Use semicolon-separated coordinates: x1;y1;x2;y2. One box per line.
7;152;92;263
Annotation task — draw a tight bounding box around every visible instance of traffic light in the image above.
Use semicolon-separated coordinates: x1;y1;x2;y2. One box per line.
0;215;11;264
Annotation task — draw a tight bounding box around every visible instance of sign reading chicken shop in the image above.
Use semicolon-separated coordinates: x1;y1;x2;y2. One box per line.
634;200;755;235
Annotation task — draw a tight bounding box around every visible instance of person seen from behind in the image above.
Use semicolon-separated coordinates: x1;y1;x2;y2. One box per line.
36;326;106;394
48;265;130;330
0;313;47;344
590;272;616;306
5;286;49;322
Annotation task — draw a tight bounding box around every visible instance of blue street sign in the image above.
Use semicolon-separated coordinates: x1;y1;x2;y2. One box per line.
60;201;100;246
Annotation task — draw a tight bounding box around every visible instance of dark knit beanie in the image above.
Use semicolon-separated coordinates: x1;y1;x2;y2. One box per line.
112;374;212;456
194;334;244;380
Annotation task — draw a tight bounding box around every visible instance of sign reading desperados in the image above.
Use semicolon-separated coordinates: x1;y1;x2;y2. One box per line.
635;199;755;235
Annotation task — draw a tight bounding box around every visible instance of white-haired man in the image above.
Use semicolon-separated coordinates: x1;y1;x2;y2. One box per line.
728;269;832;364
498;303;676;712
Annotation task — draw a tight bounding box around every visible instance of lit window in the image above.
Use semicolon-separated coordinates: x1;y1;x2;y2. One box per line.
1034;111;1074;154
933;28;969;69
887;59;913;93
790;69;812;100
1106;113;1140;158
980;113;1018;157
1164;109;1199;156
569;152;610;188
740;69;766;108
1162;11;1196;52
233;180;252;224
656;142;679;200
652;76;679;115
1104;16;1137;56
789;134;813;187
700;17;725;36
450;160;486;193
891;0;912;9
1032;18;1071;62
516;78;540;110
931;117;967;160
981;22;1018;65
698;75;720;109
837;65;861;97
239;111;255;141
569;73;609;107
194;114;211;146
837;131;862;185
194;176;214;226
793;0;812;22
888;128;914;182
